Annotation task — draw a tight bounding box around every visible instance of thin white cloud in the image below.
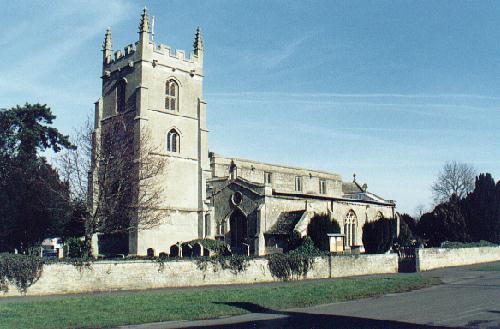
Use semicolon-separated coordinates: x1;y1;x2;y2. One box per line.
209;97;500;111
207;91;500;101
262;34;311;70
0;0;133;82
0;0;135;113
206;92;500;120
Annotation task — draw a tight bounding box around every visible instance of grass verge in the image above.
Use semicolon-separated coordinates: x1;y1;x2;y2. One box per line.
474;264;500;271
0;274;439;329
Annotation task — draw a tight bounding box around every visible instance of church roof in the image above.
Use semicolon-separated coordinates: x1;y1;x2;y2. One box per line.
340;182;394;204
265;210;305;235
208;177;264;197
342;181;364;194
210;153;342;180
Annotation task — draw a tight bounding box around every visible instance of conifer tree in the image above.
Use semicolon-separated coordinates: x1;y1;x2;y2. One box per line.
462;173;499;243
0;104;74;252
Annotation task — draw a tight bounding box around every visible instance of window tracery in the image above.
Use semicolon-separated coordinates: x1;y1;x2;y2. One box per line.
343;210;358;247
165;79;178;111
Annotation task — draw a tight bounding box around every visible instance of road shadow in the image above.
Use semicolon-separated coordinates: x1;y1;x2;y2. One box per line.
190;302;452;329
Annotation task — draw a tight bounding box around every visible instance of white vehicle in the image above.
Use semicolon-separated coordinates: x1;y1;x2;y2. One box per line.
41;237;64;258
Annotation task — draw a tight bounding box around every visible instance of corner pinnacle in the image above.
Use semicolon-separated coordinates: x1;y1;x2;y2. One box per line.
103;27;112;51
139;7;150;34
194;26;204;55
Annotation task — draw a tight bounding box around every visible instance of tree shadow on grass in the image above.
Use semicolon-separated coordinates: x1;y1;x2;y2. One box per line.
487;310;500;314
193;302;453;329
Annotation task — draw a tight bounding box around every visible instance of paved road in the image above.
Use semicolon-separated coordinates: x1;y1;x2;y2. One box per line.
116;262;500;329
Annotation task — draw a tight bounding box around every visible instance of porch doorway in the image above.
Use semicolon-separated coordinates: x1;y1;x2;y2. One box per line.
229;209;248;254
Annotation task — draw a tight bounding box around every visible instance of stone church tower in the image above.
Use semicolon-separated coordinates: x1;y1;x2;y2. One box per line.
93;8;210;256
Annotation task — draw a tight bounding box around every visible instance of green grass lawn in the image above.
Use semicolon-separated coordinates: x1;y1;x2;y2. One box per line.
0;274;439;329
474;264;500;271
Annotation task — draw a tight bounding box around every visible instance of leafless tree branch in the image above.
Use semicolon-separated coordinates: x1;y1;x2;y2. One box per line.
432;161;476;204
57;114;167;247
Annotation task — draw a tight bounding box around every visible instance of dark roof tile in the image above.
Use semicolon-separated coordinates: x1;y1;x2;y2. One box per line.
266;210;305;235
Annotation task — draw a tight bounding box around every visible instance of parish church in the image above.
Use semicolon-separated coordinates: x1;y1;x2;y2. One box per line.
91;9;398;256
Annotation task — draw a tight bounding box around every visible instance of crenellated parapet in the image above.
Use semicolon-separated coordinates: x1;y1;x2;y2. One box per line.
153;43;202;63
112;44;137;62
102;7;203;78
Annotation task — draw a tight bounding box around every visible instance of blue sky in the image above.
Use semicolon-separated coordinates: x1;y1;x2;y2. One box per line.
1;0;499;214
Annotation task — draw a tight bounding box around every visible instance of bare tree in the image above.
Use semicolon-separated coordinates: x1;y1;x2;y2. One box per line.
431;161;476;204
57;114;167;253
57;119;93;204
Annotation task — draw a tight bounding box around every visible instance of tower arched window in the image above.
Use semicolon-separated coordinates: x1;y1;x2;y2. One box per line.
166;129;180;153
165;79;178;111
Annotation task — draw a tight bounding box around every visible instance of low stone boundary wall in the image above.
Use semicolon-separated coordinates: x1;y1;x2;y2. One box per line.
416;246;500;272
1;254;397;297
331;254;397;277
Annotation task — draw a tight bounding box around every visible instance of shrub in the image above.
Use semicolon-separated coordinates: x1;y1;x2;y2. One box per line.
284;231;303;252
307;213;340;251
62;257;93;273
362;217;397;254
0;253;44;293
195;254;250;275
267;253;291;280
267;237;324;281
188;238;230;256
64;237;86;258
225;254;250;274
287;252;312;278
292;236;324;256
441;240;497;248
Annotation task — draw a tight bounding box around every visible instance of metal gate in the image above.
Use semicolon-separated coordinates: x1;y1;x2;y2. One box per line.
398;246;417;272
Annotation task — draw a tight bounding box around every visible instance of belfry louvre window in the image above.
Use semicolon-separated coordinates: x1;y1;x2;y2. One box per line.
295;176;303;192
319;180;327;194
165;80;178;111
166;129;179;153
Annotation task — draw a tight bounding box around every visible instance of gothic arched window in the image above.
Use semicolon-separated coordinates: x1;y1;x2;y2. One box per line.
165;79;178;111
344;210;358;247
166;129;180;153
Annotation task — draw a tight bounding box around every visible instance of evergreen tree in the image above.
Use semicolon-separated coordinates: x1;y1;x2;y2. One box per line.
306;213;340;251
495;181;500;243
0;104;74;252
397;213;416;246
417;194;469;247
462;173;498;243
362;217;397;253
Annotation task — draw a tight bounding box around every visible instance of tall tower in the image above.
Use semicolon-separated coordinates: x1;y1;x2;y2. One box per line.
93;8;210;255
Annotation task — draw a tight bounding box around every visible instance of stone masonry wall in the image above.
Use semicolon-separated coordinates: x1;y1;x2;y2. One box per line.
416;247;500;272
1;254;397;297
